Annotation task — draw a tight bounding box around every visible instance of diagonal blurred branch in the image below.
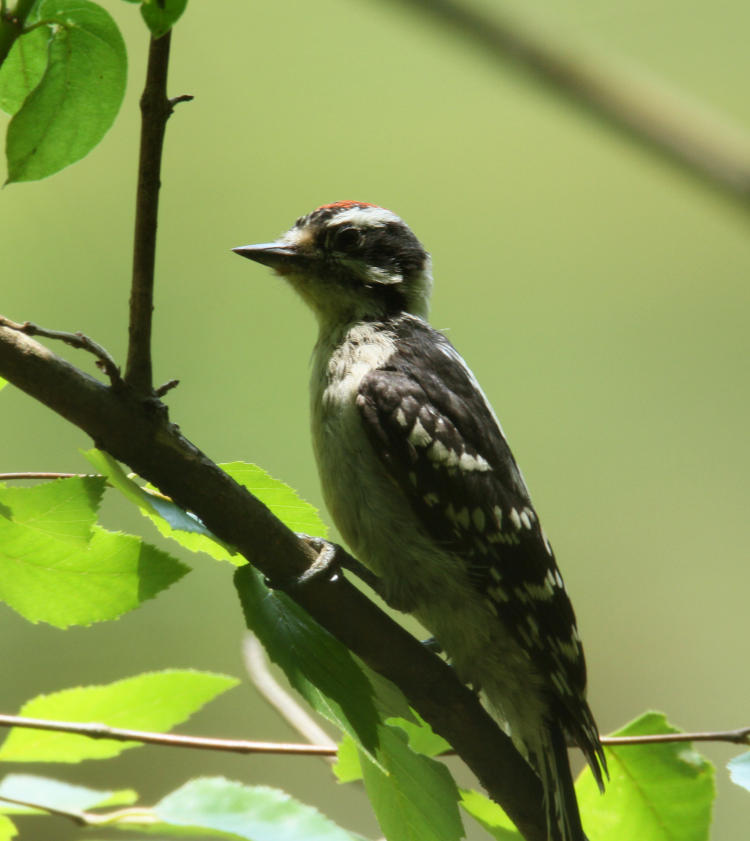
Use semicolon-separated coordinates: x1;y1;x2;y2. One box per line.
243;634;337;754
384;0;750;204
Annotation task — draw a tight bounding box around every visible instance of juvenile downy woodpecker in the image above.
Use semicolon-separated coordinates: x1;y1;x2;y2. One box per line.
234;201;606;841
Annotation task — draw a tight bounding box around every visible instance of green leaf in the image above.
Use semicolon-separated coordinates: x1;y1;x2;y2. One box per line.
140;0;188;38
332;735;362;783
0;518;188;627
728;751;750;792
6;0;127;183
0;478;183;626
387;713;451;758
0;815;16;841
0;670;238;762
234;565;380;758
360;726;464;841
0;377;7;391
459;789;520;840
154;777;366;841
0;476;104;545
83;449;237;564
0;27;50;116
221;462;328;538
0;774;136;814
576;711;715;841
83;451;328;564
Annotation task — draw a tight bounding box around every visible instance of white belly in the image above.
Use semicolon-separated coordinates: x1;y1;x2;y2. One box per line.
309;322;547;745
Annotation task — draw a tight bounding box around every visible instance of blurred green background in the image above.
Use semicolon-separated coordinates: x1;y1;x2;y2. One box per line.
2;0;749;838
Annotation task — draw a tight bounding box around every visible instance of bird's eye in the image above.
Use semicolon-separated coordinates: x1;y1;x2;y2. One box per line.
330;226;362;252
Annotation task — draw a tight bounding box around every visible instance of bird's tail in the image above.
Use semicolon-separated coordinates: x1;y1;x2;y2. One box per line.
537;723;588;841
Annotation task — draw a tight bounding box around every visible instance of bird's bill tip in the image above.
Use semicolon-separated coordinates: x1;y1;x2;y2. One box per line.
232;242;302;270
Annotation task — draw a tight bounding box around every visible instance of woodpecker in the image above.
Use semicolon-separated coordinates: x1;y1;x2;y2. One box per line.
234;201;606;841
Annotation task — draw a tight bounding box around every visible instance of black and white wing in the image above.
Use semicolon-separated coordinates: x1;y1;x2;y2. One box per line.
356;316;604;781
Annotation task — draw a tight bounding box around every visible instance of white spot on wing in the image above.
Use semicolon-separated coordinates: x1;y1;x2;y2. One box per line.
408;417;432;447
458;451;491;472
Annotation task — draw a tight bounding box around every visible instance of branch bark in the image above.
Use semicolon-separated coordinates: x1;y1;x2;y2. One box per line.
126;31;191;394
0;0;36;66
0;324;551;841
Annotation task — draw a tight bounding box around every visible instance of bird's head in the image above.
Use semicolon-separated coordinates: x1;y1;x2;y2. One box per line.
233;201;433;326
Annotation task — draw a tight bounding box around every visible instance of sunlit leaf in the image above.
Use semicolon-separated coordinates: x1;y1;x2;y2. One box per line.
332;735;362;783
0;476;103;545
6;0;127;182
0;774;136;814
0;520;188;627
0;670;238;762
0;815;16;841
728;751;750;792
576;711;714;841
0;27;49;115
459;789;519;840
387;713;451;757
155;777;367;841
83;449;237;563
221;462;328;538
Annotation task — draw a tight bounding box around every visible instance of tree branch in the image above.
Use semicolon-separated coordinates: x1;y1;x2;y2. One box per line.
0;0;36;66
125;31;192;394
385;0;750;205
0;316;121;384
0;713;336;757
0;324;551;841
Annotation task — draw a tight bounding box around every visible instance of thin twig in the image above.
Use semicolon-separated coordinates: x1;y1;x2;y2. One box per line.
0;793;89;825
2;710;747;760
386;0;750;204
169;93;194;107
601;726;750;747
154;377;180;397
243;634;337;753
0;472;95;480
0;713;337;756
126;31;193;394
0;794;155;828
0;316;121;384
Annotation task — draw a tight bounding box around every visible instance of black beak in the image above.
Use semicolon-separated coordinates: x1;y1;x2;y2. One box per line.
232;242;306;271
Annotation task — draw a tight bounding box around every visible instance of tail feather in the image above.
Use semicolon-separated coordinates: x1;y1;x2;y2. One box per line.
540;724;588;841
